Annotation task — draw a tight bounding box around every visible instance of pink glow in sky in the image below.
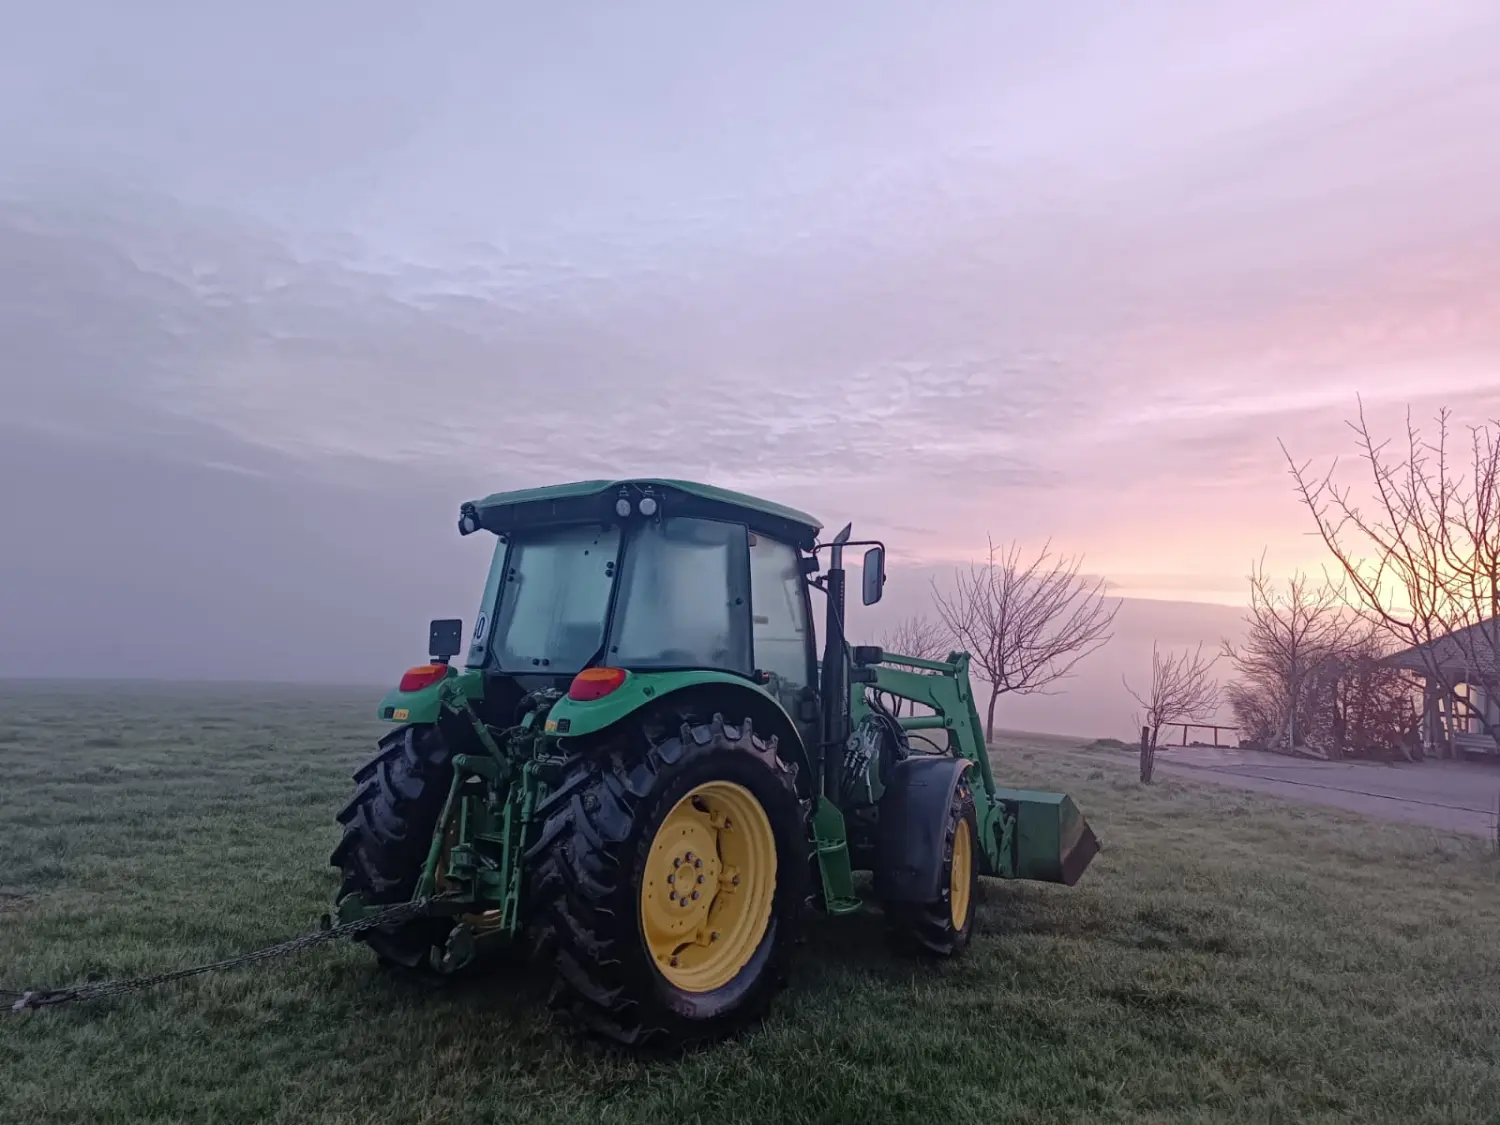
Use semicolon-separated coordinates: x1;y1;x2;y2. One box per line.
4;1;1500;733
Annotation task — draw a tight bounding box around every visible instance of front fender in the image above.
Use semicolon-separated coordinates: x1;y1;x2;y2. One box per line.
873;755;972;903
377;667;485;725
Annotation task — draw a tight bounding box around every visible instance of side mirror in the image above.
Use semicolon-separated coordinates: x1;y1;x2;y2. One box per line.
429;618;463;664
861;546;885;605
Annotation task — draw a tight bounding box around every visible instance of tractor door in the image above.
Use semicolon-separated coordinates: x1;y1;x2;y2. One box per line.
747;532;818;746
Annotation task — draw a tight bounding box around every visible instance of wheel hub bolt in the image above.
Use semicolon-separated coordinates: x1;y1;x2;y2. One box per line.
697;875;704;884
691;890;700;900
710;932;720;942
670;956;679;967
669;891;677;901
694;858;703;869
732;875;741;886
667;874;675;884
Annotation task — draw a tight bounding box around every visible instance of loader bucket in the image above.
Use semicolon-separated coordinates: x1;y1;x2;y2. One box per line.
991;787;1100;886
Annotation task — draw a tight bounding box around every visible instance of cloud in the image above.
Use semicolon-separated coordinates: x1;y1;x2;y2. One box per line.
4;1;1500;725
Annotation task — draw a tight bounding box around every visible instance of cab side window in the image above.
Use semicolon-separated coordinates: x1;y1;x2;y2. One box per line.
748;533;812;690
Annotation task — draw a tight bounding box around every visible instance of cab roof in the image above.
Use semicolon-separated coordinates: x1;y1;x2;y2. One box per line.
462;478;823;551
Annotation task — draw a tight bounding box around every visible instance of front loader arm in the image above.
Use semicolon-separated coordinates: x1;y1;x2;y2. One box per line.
850;650;995;799
851;649;1100;887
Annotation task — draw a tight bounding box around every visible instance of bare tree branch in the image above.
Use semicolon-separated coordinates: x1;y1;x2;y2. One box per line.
875;613;952;716
1222;558;1356;750
931;536;1121;741
880;613;951;663
1125;641;1222;751
1284;402;1500;751
1311;624;1421;758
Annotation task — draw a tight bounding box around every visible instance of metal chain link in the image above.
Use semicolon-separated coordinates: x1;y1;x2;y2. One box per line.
5;899;433;1013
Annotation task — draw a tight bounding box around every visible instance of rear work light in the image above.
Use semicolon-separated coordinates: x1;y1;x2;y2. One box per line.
399;664;450;693
568;666;628;701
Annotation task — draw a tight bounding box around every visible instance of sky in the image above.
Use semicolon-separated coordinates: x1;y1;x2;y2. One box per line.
4;1;1500;736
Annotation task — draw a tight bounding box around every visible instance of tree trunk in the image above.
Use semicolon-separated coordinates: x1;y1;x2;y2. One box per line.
986;687;999;743
1139;725;1154;784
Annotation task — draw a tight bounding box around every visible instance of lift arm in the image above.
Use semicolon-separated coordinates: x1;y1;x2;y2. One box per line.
849;650;995;799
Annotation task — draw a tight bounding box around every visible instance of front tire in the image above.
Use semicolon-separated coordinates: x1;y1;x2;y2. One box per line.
885;776;979;957
526;712;807;1049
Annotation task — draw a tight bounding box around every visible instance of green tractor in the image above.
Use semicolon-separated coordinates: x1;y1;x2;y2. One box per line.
331;479;1098;1047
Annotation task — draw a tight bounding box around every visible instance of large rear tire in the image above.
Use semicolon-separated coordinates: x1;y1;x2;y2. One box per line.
526;712;807;1049
330;724;455;970
884;775;978;958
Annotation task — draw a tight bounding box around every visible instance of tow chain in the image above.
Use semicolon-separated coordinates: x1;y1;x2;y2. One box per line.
3;899;432;1014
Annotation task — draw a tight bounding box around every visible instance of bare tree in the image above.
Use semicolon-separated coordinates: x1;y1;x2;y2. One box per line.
1308;624;1420;759
1286;403;1500;749
1225;679;1281;750
932;537;1120;741
1221;559;1355;750
880;613;951;663
1125;642;1221;781
875;614;952;717
1230;620;1418;760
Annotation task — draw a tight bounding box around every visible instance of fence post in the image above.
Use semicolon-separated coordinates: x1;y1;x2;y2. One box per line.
1139;724;1154;784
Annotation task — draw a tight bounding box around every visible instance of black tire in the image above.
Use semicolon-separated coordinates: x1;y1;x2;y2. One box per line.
330;724;455;970
885;776;979;958
526;712;808;1049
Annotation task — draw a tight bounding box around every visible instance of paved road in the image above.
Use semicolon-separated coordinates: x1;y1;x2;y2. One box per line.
1154;747;1500;837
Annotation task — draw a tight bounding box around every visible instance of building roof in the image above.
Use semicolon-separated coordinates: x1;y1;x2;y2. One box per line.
1385;619;1500;679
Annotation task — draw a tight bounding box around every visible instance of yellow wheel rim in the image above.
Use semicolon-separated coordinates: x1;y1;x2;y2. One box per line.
950;817;973;930
640;781;777;993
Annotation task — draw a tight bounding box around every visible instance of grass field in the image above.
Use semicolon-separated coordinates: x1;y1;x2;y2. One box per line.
2;681;1498;1125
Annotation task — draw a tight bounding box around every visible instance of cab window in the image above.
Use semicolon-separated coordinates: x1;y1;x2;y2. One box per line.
748;533;812;690
608;517;752;673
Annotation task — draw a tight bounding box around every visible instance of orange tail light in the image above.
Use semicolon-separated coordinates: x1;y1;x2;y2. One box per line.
568;667;628;701
399;664;450;693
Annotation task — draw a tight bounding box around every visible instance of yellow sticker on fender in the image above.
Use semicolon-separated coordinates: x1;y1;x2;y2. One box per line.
544;719;559;733
393;708;410;721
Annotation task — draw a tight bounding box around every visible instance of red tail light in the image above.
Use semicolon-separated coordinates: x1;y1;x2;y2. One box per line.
568;667;628;701
399;664;450;693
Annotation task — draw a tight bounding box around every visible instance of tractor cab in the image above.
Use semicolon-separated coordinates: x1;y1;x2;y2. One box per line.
451;478;884;751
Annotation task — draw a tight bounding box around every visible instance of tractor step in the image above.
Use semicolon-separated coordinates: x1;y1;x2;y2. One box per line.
811;797;862;914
